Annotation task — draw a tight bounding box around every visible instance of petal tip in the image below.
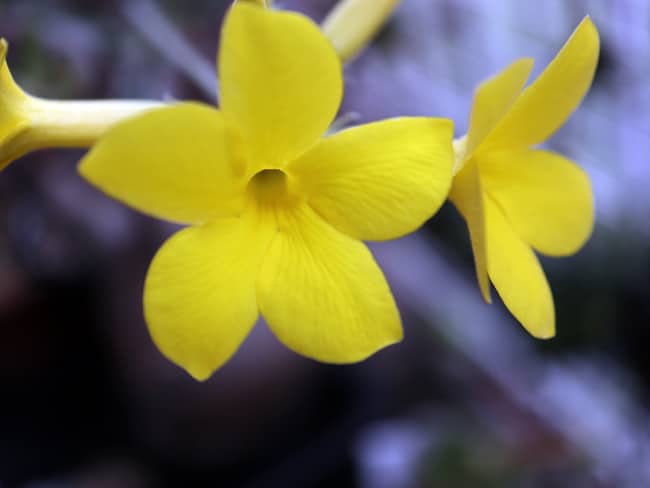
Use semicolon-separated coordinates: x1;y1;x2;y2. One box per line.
516;57;535;70
480;286;492;304
341;327;404;363
522;312;556;340
577;15;600;50
76;153;91;176
369;315;404;355
388;321;405;345
580;15;597;30
77;150;102;188
532;324;556;340
0;38;7;62
186;364;215;382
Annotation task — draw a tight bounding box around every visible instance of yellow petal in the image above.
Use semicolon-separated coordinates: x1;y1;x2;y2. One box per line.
144;212;275;381
449;160;490;303
481;17;600;152
485;196;555;338
479;149;594;256
465;58;533;159
289;117;453;241
257;204;402;363
219;3;342;172
79;103;245;224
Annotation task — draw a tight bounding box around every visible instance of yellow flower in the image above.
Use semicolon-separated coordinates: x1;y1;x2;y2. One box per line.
0;38;162;170
79;3;453;380
450;17;599;338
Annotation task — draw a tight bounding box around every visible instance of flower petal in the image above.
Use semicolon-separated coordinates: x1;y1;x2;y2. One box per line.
144;212;275;381
485;196;555;338
465;58;533;159
479;149;594;256
449;160;490;303
257;204;402;363
219;3;342;172
481;17;599;152
79;103;245;224
288;117;453;241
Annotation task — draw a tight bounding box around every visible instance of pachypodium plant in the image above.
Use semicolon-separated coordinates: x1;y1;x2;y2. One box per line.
450;17;599;338
79;2;453;380
0;0;601;378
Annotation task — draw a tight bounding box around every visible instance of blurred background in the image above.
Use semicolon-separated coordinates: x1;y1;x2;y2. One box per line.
0;0;648;486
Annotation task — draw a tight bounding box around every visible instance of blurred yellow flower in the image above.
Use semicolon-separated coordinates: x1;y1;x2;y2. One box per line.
79;3;453;380
450;17;599;338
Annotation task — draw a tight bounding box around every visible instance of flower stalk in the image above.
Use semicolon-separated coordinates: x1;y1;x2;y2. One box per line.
0;39;163;169
322;0;401;62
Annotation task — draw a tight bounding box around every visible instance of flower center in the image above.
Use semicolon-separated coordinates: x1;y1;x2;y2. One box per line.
246;168;298;206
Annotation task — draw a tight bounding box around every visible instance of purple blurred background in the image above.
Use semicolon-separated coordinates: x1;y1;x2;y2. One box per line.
0;0;649;487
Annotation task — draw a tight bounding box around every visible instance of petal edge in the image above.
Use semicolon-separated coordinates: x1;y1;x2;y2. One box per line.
219;3;343;172
79;103;244;224
481;17;600;152
290;117;454;241
485;196;555;338
257;205;402;363
449;160;491;302
480;149;594;257
144;213;273;380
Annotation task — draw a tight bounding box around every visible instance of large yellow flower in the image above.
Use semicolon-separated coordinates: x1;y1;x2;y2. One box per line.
79;3;453;380
450;17;599;338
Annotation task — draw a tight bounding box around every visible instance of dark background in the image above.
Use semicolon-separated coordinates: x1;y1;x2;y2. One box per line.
0;0;648;487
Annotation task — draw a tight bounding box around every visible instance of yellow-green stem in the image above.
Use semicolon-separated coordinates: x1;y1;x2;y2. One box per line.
1;97;164;169
322;0;401;62
26;98;164;147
